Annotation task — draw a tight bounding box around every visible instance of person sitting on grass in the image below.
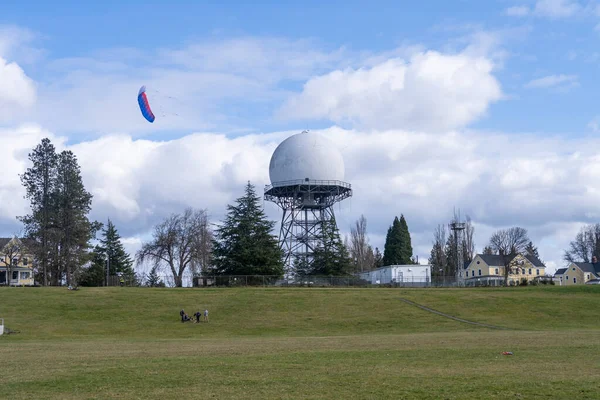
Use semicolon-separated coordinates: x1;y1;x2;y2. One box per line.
182;313;191;322
180;309;185;322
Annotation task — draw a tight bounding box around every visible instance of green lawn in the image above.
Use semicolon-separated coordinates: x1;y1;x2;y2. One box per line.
1;286;599;399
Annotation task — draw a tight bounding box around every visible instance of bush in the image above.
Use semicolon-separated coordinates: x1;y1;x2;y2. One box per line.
520;278;528;286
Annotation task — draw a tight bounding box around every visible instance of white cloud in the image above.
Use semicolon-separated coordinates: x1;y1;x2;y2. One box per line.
505;1;592;19
277;49;503;132
524;74;579;89
2;125;600;276
0;56;37;121
505;6;530;16
534;0;582;18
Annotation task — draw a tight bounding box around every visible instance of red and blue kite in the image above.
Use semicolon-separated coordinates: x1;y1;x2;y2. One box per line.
137;85;155;123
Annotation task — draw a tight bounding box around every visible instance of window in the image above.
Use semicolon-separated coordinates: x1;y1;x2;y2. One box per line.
566;275;569;281
12;271;18;280
20;271;30;280
23;257;28;265
536;269;539;275
574;277;577;284
495;268;499;275
478;269;482;276
12;257;18;265
476;261;480;264
528;269;532;275
472;270;475;277
572;267;576;271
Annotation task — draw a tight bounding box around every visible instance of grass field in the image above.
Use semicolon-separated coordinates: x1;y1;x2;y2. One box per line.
1;285;599;399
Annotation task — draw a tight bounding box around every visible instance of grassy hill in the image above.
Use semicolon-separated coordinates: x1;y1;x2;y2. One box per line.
1;286;599;399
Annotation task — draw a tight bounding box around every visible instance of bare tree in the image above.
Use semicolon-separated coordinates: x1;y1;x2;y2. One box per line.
488;227;530;285
563;223;600;263
463;215;475;263
1;235;26;286
349;214;374;272
136;208;212;287
428;224;447;276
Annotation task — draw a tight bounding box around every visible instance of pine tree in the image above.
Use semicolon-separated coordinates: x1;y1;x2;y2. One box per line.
98;219;134;280
525;241;539;259
79;246;107;286
53;150;101;285
398;214;413;264
146;265;163;287
18;138;59;286
211;182;284;279
310;218;352;276
382;217;402;266
483;246;494;255
373;247;383;269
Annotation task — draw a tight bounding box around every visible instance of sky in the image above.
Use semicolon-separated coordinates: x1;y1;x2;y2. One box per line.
1;0;600;278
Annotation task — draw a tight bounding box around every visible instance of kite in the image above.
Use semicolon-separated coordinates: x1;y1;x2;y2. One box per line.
137;85;155;123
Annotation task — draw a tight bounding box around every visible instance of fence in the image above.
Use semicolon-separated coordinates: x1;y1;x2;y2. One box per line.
187;275;464;288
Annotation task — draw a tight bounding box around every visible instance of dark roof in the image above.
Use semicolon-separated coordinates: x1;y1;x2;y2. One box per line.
0;237;36;251
572;262;600;276
469;253;546;268
554;268;567;275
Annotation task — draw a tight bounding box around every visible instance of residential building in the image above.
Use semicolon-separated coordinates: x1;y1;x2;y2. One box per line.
459;253;546;286
0;237;35;286
553;257;600;285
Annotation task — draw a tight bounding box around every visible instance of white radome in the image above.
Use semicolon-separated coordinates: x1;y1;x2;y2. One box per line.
269;131;345;184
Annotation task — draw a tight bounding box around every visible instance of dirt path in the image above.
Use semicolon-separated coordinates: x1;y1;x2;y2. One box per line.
398;297;512;330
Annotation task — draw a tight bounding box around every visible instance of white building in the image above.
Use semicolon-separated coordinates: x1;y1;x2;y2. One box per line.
358;265;431;286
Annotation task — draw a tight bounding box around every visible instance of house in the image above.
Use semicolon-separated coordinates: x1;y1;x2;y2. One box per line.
554;257;600;285
357;264;431;286
0;237;35;286
459;253;547;286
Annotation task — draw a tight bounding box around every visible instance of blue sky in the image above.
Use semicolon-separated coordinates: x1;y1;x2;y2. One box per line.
3;0;599;139
2;0;600;275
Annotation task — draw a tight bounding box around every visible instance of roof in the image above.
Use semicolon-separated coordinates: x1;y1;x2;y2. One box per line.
554;268;567;276
0;237;36;252
571;262;600;276
467;253;547;269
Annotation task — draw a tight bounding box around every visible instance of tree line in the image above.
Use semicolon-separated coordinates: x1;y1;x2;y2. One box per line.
12;138;600;287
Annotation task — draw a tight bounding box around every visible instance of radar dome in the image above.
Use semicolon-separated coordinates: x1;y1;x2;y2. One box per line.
269;131;345;184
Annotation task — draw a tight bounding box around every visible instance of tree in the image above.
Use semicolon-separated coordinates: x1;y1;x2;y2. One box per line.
373;247;383;269
137;208;212;287
463;215;475;263
97;219;135;283
398;215;414;264
383;215;413;266
348;215;375;272
482;246;494;255
428;224;447;276
53;150;101;286
488;227;530;285
78;247;107;287
146;265;164;287
525;241;540;259
1;236;27;286
563;223;600;263
309;218;353;276
18;138;58;286
211;182;283;278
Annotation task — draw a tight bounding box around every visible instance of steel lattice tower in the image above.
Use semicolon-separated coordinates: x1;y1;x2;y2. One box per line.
265;180;352;273
264;130;352;275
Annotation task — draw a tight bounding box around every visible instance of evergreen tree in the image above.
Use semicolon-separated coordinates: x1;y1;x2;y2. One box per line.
525;241;539;259
309;218;352;276
382;217;402;266
98;219;135;280
444;233;458;275
398;214;413;264
79;246;107;287
18;138;58;286
373;247;383;269
211;182;284;278
146;265;164;287
483;245;494;255
53;150;101;285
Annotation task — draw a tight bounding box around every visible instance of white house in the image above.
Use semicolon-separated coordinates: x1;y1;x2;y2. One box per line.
358;264;431;286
